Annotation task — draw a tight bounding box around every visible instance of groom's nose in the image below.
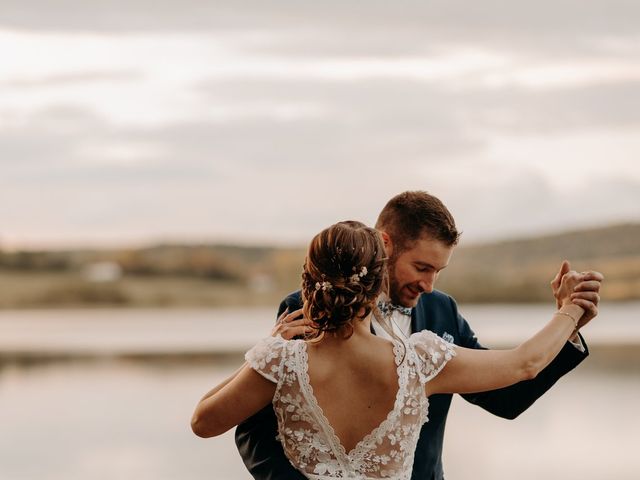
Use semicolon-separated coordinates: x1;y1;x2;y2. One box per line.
418;272;437;294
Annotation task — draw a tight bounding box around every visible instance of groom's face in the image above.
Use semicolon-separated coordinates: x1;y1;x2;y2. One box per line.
386;234;454;307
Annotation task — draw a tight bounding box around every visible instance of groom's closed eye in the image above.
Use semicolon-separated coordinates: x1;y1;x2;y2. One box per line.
414;263;435;273
414;262;447;274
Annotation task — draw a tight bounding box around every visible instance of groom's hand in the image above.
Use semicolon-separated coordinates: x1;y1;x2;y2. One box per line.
550;260;604;330
571;271;604;329
272;308;313;339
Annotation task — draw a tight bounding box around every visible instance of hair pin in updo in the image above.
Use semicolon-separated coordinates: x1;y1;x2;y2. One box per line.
315;281;333;292
349;266;368;283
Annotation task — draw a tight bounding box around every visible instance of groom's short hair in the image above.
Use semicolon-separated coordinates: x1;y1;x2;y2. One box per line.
375;191;460;252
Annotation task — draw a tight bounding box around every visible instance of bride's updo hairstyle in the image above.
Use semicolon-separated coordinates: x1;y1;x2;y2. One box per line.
302;221;387;337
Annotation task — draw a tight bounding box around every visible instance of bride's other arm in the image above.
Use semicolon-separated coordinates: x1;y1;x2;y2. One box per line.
191;363;276;438
192;312;298;438
427;270;585;396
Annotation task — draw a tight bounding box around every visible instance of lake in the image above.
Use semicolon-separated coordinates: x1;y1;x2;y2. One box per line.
1;303;639;479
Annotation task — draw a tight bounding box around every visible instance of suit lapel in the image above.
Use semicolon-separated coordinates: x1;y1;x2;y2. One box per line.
410;308;420;334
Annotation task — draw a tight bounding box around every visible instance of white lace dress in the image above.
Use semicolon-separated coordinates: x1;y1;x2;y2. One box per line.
245;330;456;480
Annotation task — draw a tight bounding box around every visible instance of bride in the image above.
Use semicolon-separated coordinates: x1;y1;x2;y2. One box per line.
192;221;587;479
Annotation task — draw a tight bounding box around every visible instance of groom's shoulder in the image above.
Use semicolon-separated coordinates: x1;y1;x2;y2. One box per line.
416;289;459;312
276;290;303;317
414;290;461;331
282;290;303;307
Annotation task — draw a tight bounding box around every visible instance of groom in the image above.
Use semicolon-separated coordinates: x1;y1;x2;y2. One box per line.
235;191;603;480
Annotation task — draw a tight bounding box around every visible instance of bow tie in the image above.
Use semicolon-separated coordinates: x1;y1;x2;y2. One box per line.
377;300;412;317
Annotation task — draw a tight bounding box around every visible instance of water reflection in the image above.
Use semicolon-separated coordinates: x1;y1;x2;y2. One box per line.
1;304;639;479
0;359;251;480
1;352;638;480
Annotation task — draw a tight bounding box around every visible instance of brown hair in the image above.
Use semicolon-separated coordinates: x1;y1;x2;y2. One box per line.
375;191;460;253
302;221;387;337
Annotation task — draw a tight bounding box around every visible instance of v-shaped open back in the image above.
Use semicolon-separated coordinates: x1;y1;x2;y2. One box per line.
298;340;405;459
245;330;456;479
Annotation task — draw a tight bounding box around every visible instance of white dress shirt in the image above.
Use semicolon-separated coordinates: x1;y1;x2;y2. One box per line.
371;309;412;341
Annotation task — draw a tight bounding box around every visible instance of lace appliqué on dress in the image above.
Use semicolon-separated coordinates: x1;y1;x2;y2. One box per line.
244;336;287;384
244;331;456;479
408;330;457;384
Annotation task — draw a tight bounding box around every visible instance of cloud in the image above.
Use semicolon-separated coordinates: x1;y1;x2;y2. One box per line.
1;103;637;248
0;2;638;246
448;80;640;133
197;75;640;141
1;2;638;67
0;70;141;88
1;1;637;38
428;163;640;244
0;104;476;246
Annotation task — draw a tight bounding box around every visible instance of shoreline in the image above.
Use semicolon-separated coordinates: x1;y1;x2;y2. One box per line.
1;343;638;368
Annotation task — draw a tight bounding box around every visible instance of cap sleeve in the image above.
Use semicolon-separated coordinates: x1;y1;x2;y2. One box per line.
244;336;287;384
409;330;456;383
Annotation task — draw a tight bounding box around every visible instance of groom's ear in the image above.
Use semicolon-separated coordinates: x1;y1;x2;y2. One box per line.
380;231;393;257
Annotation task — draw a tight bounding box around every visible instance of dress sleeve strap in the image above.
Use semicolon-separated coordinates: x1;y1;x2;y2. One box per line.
409;330;457;383
245;336;288;384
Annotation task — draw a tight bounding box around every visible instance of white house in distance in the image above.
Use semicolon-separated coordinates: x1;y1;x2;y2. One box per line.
83;261;123;283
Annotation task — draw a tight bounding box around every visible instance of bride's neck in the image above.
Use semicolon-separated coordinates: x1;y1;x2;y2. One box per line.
316;313;372;346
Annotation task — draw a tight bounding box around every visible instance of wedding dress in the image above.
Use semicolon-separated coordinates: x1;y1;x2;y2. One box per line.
245;330;456;479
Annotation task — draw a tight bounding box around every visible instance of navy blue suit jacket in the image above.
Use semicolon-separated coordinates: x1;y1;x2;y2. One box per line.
235;290;588;479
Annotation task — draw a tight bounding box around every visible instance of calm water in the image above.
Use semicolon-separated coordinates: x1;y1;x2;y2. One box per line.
1;302;639;356
1;304;639;479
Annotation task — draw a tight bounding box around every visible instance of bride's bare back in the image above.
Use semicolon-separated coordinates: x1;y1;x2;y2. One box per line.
306;335;399;453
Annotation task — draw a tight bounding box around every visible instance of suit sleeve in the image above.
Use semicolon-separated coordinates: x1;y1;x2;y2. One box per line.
234;292;306;480
451;296;589;420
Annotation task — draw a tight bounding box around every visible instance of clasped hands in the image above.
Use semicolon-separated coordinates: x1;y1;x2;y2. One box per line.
551;260;604;332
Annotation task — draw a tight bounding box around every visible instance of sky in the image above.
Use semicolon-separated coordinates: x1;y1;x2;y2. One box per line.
1;1;639;249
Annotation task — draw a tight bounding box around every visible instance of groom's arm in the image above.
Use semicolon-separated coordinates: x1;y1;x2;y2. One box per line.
451;298;588;419
234;292;306;480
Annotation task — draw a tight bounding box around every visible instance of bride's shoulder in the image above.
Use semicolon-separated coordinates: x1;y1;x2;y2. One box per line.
407;330;457;379
408;330;456;361
244;336;295;383
408;329;442;346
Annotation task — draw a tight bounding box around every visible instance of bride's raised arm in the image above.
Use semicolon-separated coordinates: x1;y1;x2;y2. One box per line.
426;270;585;396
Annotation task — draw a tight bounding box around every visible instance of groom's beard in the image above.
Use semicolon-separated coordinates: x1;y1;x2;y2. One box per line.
387;253;423;308
386;254;404;306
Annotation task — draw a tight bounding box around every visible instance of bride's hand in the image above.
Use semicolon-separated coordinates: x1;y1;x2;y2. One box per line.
550;261;603;324
272;308;314;339
555;270;585;308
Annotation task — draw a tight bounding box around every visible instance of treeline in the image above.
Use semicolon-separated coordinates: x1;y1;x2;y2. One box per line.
0;244;302;282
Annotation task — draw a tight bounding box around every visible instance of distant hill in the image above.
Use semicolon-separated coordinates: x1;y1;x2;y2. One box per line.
437;223;640;302
0;223;637;308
